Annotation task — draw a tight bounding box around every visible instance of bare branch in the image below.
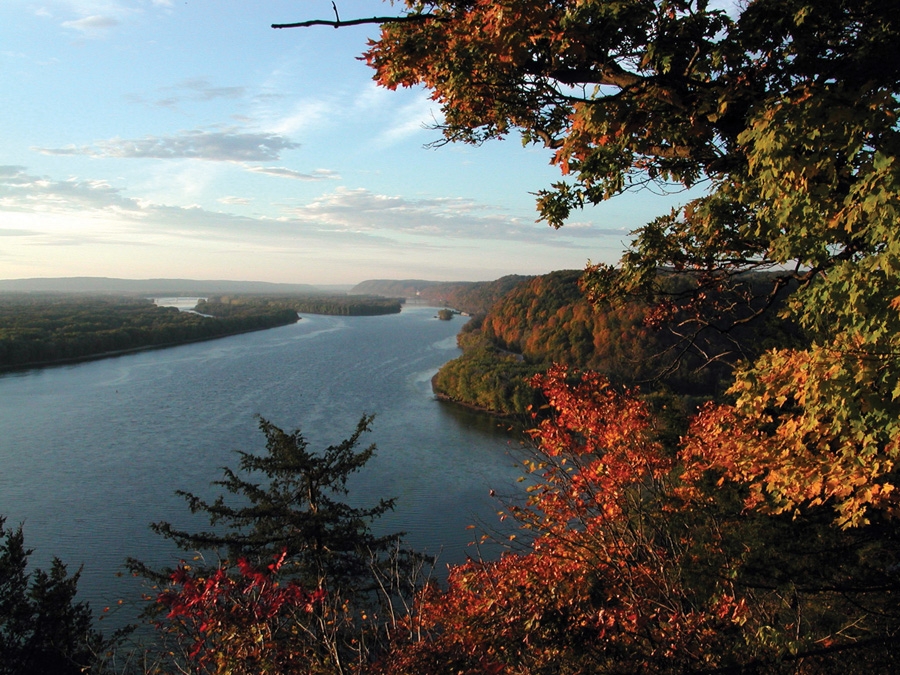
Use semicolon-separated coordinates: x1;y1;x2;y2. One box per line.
272;14;442;30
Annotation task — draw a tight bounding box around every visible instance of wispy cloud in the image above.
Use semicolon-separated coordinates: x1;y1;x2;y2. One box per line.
43;0;139;36
0;165;139;214
62;14;119;32
282;187;577;244
35;129;301;162
245;166;340;181
374;96;442;148
0;166;282;242
0;228;39;237
0;168;621;255
268;100;335;136
281;187;628;245
218;196;252;206
128;78;248;110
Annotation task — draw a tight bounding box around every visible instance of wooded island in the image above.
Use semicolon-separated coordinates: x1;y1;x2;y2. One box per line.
0;293;402;371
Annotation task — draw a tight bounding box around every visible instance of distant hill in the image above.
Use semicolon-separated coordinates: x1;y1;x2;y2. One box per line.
349;279;448;298
0;277;323;295
350;276;532;315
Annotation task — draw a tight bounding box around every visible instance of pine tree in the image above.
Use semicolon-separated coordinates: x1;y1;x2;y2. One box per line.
0;517;109;675
145;415;400;592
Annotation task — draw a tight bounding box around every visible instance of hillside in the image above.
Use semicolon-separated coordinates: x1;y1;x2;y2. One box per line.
350;276;531;315
432;269;798;416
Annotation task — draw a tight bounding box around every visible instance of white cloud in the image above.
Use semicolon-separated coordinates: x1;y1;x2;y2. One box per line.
62;14;119;31
0;165;140;214
34;0;173;37
35;129;301;162
374;95;442;147
245;166;340;181
269;100;334;136
50;1;133;35
0;167;628;282
283;187;580;244
0;228;39;236
279;187;631;246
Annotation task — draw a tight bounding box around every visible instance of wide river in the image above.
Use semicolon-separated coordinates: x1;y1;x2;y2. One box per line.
0;305;527;627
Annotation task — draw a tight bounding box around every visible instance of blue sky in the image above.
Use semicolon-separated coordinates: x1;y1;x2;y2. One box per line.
1;0;694;285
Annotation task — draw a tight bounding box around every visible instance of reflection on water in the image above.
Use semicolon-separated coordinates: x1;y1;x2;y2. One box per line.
0;306;526;627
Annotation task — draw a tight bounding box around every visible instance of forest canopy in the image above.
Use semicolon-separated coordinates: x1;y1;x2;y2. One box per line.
356;0;900;525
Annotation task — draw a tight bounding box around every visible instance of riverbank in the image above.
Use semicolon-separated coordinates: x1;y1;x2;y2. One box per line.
0;321;298;374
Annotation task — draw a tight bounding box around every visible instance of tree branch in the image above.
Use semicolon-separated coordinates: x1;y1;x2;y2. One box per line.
272;14;441;30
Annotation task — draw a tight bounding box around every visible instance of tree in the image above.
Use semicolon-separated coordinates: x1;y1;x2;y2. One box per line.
373;367;900;674
146;415;399;591
138;416;423;675
281;0;900;525
244;5;900;672
0;517;109;675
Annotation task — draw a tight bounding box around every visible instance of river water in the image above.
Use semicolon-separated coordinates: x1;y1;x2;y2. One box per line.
0;306;527;626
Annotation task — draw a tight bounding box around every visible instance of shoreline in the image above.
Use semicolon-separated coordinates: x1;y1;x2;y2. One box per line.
0;322;296;375
430;372;514;418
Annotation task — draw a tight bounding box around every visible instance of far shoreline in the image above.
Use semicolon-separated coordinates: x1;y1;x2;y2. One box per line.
0;321;300;375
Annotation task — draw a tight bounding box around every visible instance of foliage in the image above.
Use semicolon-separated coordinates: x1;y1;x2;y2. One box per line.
0;517;111;675
143;416;400;590
349;276;531;316
0;294;298;370
433;269;795;415
200;294;404;317
12;1;892;671
377;366;748;673
375;367;900;674
432;331;544;416
135;416;427;675
362;0;900;526
153;551;325;675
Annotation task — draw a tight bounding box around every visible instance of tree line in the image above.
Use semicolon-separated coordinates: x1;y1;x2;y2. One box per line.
350;276;531;316
0;293;404;371
199;294;403;317
0;295;300;371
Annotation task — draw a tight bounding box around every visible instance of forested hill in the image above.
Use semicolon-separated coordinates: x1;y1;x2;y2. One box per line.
432;270;795;416
349;276;531;315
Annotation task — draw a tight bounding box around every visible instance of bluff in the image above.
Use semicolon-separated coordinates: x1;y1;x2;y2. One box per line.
432;270;797;416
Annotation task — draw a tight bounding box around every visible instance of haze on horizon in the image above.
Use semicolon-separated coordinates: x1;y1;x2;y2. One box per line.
0;0;691;286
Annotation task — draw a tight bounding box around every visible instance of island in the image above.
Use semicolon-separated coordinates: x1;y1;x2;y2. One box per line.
0;292;403;372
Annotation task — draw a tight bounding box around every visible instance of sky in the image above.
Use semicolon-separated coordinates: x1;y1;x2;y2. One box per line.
0;0;697;285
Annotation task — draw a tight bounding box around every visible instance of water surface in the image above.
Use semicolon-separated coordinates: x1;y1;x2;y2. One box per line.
0;306;526;624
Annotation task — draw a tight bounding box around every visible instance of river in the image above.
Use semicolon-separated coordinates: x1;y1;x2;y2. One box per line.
0;305;527;627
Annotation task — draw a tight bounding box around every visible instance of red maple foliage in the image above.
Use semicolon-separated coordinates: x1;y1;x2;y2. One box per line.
155;550;324;674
